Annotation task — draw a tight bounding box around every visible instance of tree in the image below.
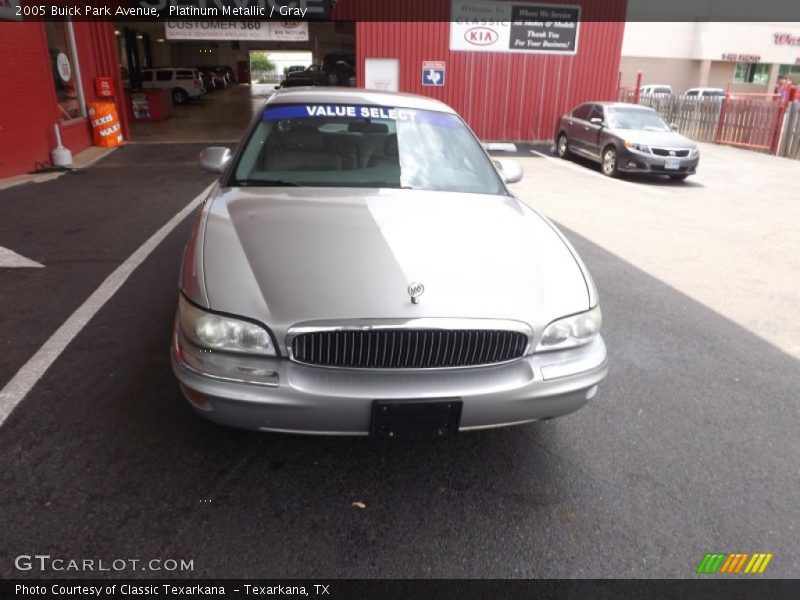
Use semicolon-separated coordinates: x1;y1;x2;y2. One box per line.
250;52;276;75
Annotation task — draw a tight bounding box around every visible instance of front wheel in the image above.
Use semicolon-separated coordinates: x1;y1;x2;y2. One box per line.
601;147;619;178
172;88;189;105
556;133;570;158
669;174;689;181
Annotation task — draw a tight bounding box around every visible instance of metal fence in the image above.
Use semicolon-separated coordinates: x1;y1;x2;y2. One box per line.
778;102;800;160
617;90;722;142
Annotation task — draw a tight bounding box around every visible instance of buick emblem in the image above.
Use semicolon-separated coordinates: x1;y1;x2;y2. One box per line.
669;150;676;156
408;282;425;304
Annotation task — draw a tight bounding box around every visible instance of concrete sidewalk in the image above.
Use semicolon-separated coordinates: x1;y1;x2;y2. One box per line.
510;142;800;358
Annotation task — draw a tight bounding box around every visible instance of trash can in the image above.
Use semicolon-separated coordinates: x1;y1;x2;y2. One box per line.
88;102;124;147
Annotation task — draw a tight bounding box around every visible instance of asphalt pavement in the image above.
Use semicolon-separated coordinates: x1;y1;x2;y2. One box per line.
0;144;798;579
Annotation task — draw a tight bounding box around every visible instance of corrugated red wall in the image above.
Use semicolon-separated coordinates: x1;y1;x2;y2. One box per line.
336;1;626;141
0;22;125;179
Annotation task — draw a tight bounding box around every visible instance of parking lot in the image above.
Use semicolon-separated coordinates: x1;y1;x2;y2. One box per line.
0;116;798;578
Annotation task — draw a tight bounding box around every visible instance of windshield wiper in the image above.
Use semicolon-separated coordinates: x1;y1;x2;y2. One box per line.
237;179;301;187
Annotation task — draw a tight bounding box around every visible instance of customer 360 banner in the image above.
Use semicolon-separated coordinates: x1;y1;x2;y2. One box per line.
165;20;308;41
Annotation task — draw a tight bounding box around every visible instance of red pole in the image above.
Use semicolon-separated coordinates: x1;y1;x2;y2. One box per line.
633;71;642;104
770;102;788;155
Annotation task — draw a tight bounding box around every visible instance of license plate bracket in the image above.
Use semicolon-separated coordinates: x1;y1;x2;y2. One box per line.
371;399;462;438
665;157;680;170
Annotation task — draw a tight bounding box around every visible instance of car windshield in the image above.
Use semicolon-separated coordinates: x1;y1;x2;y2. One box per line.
231;103;505;194
607;108;670;132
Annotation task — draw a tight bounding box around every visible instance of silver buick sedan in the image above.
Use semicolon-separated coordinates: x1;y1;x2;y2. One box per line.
171;88;608;436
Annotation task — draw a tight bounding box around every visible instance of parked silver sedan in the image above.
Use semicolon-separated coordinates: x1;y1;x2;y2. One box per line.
171;88;608;436
555;102;700;180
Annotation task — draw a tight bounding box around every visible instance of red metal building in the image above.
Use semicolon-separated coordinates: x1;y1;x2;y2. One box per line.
0;0;625;179
0;21;126;179
340;0;627;141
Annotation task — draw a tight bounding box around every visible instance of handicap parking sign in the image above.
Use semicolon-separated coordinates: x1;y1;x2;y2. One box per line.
422;61;445;86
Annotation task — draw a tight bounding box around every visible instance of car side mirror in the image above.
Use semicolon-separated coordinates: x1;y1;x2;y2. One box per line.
493;158;523;184
670;123;679;131
197;147;232;174
590;117;605;127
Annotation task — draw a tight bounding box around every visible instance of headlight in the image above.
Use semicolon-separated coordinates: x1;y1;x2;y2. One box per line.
623;140;650;154
689;146;699;157
178;296;276;356
536;306;602;352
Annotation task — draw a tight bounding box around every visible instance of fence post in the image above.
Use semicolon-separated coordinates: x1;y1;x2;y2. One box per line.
771;102;789;155
715;93;729;144
633;71;642;104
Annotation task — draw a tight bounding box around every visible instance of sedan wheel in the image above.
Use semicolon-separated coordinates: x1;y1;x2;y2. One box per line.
556;134;570;158
602;147;619;178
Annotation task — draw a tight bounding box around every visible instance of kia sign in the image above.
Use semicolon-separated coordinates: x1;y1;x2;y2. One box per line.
450;0;580;55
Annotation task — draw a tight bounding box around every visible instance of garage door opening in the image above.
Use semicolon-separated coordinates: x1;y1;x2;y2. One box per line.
250;50;312;96
116;21;354;143
250;51;313;85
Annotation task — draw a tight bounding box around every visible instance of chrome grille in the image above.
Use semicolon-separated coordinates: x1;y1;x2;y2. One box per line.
290;329;529;369
651;148;690;157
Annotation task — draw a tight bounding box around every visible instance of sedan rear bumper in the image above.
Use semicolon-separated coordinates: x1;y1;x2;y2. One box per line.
171;326;608;435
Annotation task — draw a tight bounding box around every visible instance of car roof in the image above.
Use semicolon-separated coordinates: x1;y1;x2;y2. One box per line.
267;88;457;114
582;102;656;110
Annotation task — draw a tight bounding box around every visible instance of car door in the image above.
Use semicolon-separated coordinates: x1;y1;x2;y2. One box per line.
582;105;606;158
155;69;173;91
565;104;591;154
140;70;155;91
572;104;604;159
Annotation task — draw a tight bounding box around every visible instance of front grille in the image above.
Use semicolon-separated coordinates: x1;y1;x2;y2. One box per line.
651;148;690;157
290;329;529;369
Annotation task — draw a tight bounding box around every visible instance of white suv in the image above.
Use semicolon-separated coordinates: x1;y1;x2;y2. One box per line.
141;68;204;105
685;87;725;97
639;84;673;96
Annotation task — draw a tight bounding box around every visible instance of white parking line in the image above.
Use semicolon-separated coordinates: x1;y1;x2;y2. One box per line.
530;150;668;197
0;182;215;428
0;247;43;268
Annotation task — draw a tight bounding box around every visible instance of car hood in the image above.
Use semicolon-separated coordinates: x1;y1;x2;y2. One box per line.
196;187;591;346
611;129;695;148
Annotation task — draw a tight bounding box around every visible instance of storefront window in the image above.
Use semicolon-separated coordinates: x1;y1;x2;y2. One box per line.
44;22;85;121
734;62;770;85
778;64;800;84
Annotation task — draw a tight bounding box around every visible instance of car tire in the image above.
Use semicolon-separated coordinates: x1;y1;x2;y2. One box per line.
556;133;571;158
601;146;619;178
172;89;189;105
669;174;689;181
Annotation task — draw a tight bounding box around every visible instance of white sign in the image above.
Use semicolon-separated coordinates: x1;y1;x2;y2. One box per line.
165;21;308;42
56;53;72;82
364;58;399;92
449;0;580;55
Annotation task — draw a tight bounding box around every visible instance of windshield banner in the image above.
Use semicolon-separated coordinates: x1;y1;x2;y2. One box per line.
262;104;422;122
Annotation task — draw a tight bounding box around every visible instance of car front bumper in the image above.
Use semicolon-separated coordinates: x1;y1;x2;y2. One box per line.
618;149;699;175
171;326;608;435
